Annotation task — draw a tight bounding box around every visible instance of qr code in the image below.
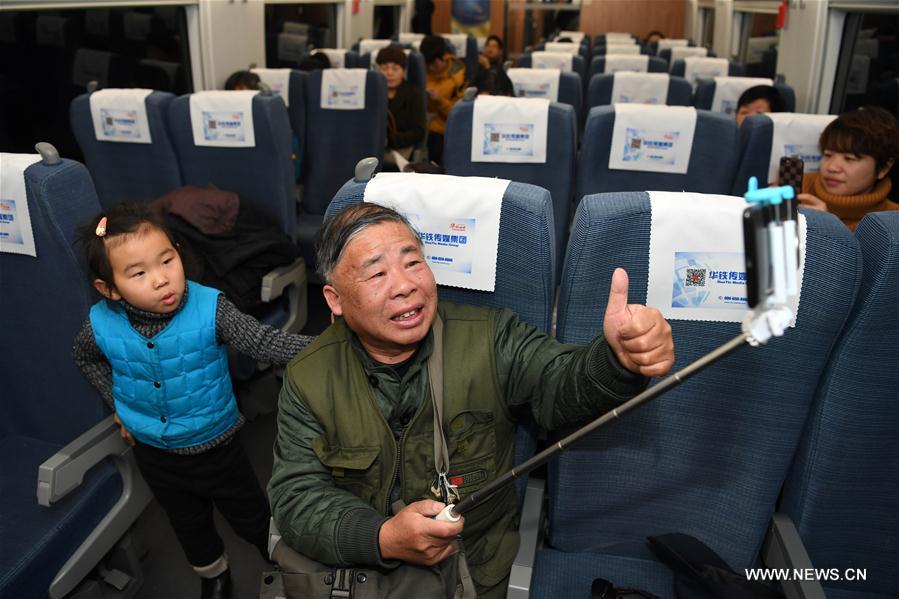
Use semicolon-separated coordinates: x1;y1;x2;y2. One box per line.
685;268;706;287
490;132;500;142
207;120;216;130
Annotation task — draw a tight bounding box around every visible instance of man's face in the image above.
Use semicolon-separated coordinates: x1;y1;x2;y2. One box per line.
735;98;772;127
483;39;502;62
323;221;437;364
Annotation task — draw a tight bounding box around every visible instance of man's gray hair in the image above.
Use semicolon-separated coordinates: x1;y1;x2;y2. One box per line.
316;203;422;282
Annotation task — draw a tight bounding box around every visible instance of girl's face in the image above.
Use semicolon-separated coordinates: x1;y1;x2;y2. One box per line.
819;150;891;196
379;62;405;90
95;227;186;314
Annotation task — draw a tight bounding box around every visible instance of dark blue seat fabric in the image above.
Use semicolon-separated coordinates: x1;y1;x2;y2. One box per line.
443;100;576;276
70;90;182;207
588;55;668;78
286;70;306;175
533;548;676;598
577;106;740;200
730;110;819;195
168;93;296;239
694;79;796;112
516;53;587;87
168;92;306;354
557;71;584;127
532;193;861;597
298;69;387;264
586;73;692;110
0;158;126;599
670;58;746;78
780;212;899;599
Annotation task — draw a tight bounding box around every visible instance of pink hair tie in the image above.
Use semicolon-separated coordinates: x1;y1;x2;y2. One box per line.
95;216;108;237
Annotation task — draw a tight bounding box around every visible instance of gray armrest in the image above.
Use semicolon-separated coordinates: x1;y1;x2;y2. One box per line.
762;512;826;599
508;476;545;599
261;257;308;334
37;414;130;507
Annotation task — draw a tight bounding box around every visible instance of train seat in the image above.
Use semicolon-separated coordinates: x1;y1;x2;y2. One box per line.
251;68;307;180
588;55;668;78
516;53;587;87
531;192;861;598
443;96;577;275
167;91;308;340
732;111;836;194
577;105;740;200
781;212;899;599
0;147;152;599
507;69;583;129
586;73;692;109
659;45;715;64
694;77;796;114
296;69;386;268
70;89;182;207
590;42;646;58
670;57;746;81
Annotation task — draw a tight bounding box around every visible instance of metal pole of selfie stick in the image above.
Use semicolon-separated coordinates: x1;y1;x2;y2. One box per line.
435;178;800;524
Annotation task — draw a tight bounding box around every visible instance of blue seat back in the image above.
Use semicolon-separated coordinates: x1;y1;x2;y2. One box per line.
694;79;796;112
586;73;692;110
300;70;387;218
588;55;668;78
552;194;861;570
0;157;105;443
70;90;182;207
286;70;306;165
168;93;295;238
443;100;576;275
670;58;746;78
731;110;822;195
577;106;740;199
325;177;556;333
781;212;899;598
516;53;587;87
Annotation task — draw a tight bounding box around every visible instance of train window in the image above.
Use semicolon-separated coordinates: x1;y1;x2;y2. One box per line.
264;3;337;68
0;7;192;159
830;12;899;114
698;5;715;48
732;5;779;78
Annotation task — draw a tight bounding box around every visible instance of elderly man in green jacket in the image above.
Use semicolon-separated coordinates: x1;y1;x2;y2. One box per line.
269;203;675;598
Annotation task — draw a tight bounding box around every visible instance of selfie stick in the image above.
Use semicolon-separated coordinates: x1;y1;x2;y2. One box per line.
436;178;800;523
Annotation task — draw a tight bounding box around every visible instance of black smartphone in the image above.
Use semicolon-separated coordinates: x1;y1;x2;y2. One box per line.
743;203;770;309
778;155;804;199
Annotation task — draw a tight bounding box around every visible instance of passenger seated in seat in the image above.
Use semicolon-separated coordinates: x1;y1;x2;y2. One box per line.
224;70;260;91
298;52;331;72
73;202;313;599
376;45;426;170
796;106;898;230
735;85;784;127
422;34;467;165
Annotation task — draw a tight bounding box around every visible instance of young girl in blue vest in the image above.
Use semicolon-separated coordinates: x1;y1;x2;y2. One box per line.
72;202;312;599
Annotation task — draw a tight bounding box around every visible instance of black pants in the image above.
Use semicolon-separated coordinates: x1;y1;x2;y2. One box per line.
133;437;271;567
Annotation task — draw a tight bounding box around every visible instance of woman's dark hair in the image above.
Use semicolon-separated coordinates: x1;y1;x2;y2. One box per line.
420;35;447;64
224;70;261;91
376;45;408;69
76;202;177;288
736;85;785;113
474;67;513;97
819;106;899;172
299;52;332;71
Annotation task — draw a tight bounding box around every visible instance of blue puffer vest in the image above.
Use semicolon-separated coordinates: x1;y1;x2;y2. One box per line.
90;281;239;449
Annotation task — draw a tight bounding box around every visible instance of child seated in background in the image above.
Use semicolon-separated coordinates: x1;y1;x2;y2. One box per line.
223;70;260;91
796;106;897;230
735;85;785;126
73;202;312;599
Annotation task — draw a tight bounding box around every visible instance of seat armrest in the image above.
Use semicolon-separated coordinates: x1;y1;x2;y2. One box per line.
261;257;308;334
508;476;545;599
762;512;826;599
37;414;130;507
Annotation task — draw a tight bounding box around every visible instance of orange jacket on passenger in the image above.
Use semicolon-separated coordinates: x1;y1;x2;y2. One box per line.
426;53;467;136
